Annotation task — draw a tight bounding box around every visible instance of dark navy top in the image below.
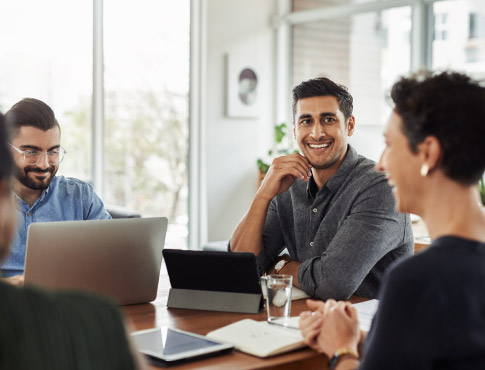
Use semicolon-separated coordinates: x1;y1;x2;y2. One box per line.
361;236;485;369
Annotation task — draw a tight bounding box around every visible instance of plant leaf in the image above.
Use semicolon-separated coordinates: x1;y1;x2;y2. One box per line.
257;159;270;174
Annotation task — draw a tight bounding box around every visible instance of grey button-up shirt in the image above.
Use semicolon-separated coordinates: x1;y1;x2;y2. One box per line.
257;145;413;300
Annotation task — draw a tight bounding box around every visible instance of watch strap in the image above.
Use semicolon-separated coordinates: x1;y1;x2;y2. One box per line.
328;348;359;370
274;258;289;274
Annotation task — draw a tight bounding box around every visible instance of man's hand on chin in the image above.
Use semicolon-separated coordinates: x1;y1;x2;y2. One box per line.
3;274;24;286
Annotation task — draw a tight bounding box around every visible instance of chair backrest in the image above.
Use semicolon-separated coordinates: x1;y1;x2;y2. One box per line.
106;205;141;219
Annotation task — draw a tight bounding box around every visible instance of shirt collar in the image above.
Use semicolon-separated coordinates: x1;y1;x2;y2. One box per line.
38;186;50;202
12;181;52;208
306;144;359;198
306;176;319;199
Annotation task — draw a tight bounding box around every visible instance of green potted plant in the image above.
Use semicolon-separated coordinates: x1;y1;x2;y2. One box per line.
479;176;485;206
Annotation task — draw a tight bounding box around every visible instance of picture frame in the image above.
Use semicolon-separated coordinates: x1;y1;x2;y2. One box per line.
225;52;262;118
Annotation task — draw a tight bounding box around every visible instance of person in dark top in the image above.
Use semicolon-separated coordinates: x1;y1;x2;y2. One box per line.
230;77;413;300
0;112;147;370
299;71;485;370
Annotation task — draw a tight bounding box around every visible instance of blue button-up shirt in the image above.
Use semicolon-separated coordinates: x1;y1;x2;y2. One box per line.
1;176;111;277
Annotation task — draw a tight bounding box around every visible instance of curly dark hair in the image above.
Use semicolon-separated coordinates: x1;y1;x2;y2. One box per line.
390;71;485;185
292;77;353;121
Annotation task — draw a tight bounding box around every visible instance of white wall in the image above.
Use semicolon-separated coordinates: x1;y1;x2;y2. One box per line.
348;125;386;163
205;0;277;242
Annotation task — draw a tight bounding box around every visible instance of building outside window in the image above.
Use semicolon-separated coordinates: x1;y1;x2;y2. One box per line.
432;0;485;79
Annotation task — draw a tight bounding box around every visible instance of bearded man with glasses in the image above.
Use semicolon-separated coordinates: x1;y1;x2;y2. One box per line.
1;98;111;284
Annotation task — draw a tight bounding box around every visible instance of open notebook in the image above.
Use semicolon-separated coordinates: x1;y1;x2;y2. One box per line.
205;299;379;358
206;319;304;358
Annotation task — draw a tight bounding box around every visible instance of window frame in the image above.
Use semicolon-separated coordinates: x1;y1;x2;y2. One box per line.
274;0;445;125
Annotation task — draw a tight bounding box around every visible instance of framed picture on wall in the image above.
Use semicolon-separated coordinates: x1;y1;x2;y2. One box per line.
225;52;262;118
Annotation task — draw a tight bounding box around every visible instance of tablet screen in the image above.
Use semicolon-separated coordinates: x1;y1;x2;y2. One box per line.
132;327;234;362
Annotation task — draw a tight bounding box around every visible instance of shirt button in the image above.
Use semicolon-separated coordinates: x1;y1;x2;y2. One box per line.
27;212;32;216
310;242;314;247
312;208;318;213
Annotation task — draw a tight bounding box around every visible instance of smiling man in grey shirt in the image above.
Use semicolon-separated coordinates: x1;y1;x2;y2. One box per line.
230;77;413;300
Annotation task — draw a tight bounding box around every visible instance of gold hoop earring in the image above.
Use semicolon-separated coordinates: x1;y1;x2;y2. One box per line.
420;163;429;177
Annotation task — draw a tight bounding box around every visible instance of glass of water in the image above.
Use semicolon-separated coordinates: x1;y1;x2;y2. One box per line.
264;274;293;326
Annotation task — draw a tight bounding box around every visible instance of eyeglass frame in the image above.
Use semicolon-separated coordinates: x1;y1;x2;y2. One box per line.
8;143;67;165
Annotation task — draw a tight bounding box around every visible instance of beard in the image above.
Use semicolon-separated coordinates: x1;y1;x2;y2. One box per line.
12;163;57;191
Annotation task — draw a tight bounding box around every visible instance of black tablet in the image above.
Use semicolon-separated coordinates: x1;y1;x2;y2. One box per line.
132;327;234;364
162;249;263;294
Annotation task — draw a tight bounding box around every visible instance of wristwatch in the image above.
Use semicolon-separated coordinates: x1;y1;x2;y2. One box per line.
328;348;359;370
274;259;289;274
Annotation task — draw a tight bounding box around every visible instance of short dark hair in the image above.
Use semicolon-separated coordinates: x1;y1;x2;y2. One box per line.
0;113;13;181
391;71;485;185
4;98;60;138
292;77;353;121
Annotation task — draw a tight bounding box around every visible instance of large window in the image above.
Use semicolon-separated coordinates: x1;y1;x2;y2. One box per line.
290;0;485;120
103;0;190;248
432;0;485;79
287;0;485;161
0;0;190;249
0;1;93;180
293;3;411;126
104;0;189;226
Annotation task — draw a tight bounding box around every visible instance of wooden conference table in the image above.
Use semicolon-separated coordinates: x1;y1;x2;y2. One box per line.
123;263;367;370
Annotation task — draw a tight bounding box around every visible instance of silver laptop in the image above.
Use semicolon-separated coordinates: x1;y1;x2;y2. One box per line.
24;217;168;305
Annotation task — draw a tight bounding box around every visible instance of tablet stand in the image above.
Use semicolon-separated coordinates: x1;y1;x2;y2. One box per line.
167;288;263;314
